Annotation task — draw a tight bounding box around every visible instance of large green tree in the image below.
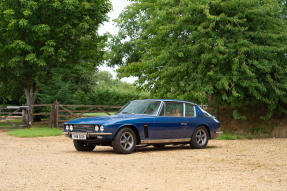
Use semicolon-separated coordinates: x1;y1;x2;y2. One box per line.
108;0;287;118
0;0;111;106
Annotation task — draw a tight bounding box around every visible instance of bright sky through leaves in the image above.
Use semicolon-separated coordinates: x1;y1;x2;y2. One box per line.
98;0;137;84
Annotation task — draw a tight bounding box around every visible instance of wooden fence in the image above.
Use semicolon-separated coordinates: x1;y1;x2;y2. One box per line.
0;103;121;129
31;102;121;128
0;106;30;128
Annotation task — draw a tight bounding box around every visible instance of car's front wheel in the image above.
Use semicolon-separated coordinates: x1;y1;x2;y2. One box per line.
190;126;209;149
73;140;96;151
112;127;137;154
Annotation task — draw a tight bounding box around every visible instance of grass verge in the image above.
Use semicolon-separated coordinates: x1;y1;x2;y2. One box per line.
0;119;22;127
217;133;253;140
8;127;62;138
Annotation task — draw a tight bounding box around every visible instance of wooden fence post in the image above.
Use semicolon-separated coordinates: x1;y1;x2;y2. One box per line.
48;105;53;128
53;101;59;128
21;106;30;128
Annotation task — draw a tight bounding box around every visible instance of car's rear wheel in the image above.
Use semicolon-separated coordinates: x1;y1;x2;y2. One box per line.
190;126;209;149
112;127;137;154
73;140;96;151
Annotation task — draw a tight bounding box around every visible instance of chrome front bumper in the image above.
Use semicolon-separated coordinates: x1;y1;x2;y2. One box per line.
63;132;112;136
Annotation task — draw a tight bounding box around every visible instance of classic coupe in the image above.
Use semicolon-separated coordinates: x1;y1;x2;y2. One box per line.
64;99;222;154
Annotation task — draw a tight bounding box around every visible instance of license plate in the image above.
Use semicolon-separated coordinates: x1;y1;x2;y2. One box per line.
72;134;86;140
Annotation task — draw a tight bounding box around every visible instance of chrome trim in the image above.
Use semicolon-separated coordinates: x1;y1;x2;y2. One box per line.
216;130;223;134
156;101;164;116
183;103;186;117
141;138;190;144
64;132;112;136
88;132;112;135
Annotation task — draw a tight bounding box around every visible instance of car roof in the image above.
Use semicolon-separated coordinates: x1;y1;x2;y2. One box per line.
134;99;197;105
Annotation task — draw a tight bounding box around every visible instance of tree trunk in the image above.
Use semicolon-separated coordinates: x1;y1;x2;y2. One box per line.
24;87;37;122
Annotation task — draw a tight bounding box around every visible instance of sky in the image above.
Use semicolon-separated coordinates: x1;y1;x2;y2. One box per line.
98;0;137;84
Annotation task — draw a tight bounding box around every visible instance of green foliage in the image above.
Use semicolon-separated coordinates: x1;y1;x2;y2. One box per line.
8;127;62;137
232;110;247;120
38;70;149;105
89;71;150;106
37;66;97;104
217;133;253;140
0;82;25;104
0;0;111;104
249;125;273;137
108;0;287;118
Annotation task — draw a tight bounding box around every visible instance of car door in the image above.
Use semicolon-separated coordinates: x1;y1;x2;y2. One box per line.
151;101;188;139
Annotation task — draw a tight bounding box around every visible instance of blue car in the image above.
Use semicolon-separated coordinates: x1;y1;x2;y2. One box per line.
64;99;222;154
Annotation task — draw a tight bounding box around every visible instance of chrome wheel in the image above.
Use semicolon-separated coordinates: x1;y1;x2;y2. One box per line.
195;129;207;146
120;132;134;151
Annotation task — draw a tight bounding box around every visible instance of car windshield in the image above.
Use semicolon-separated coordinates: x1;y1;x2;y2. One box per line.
118;100;161;115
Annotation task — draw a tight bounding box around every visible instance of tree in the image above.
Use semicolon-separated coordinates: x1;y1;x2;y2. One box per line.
108;0;287;118
0;0;111;106
89;71;150;105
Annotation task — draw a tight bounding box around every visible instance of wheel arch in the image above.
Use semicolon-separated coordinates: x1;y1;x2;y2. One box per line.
114;125;141;145
196;124;211;139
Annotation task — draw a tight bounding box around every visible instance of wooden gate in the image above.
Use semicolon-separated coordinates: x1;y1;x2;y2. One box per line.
0;106;30;129
30;102;121;128
0;103;121;128
55;103;121;128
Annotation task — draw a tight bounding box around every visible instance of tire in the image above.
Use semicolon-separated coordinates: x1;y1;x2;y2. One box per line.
73;140;96;151
112;127;137;154
153;144;165;148
190;126;209;149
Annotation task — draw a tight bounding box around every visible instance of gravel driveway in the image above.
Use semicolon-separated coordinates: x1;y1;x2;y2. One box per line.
0;132;286;191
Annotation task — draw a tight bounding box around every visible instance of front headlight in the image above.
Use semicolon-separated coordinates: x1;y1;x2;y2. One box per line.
65;125;69;131
100;125;104;132
69;125;73;131
95;125;99;131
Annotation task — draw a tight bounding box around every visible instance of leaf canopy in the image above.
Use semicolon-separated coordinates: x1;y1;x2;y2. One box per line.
0;0;111;103
108;0;287;117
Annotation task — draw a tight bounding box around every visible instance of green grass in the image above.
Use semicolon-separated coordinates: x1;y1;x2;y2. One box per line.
217;133;253;140
0;123;13;127
3;119;22;122
0;119;22;127
8;127;62;138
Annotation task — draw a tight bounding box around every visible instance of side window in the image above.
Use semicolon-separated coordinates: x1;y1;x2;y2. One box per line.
164;102;183;117
185;104;195;117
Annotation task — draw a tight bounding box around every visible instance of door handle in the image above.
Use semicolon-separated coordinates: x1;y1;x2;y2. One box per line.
180;122;187;126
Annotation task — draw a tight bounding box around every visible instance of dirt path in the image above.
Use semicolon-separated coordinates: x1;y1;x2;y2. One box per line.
0;132;286;191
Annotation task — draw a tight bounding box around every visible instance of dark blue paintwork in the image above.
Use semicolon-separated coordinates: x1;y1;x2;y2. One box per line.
64;99;221;143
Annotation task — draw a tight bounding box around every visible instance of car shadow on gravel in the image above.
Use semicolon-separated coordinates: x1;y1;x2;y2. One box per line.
134;145;219;153
63;144;219;155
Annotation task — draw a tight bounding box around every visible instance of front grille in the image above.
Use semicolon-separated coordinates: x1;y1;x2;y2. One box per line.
72;124;95;132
